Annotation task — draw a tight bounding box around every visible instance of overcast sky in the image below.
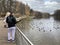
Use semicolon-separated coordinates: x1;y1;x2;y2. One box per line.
17;0;60;14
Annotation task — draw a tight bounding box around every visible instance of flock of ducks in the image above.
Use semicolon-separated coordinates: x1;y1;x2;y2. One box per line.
29;21;60;32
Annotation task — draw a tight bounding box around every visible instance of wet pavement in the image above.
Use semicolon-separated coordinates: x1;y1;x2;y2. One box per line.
17;16;60;45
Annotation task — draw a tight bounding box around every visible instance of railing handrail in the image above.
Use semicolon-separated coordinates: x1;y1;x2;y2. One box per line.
16;27;34;45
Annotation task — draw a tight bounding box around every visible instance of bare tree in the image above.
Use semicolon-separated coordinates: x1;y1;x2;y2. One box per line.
54;10;60;20
19;2;25;15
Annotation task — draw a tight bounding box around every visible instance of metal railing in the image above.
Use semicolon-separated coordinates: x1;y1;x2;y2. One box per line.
15;27;34;45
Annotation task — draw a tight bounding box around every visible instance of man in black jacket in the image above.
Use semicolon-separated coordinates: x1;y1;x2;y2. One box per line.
6;12;17;42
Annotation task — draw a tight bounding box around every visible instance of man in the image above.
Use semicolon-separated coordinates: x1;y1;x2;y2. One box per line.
6;12;16;42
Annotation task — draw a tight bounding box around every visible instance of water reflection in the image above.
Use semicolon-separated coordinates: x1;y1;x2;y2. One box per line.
17;16;60;45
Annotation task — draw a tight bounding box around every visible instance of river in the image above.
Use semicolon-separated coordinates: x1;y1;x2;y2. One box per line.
17;16;60;45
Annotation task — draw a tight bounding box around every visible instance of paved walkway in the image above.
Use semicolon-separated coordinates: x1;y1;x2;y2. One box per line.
0;20;16;45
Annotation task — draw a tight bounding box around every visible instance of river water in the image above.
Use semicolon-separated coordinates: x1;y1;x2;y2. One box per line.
17;16;60;45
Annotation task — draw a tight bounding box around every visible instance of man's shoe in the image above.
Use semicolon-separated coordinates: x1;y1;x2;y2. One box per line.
10;39;12;42
8;40;10;42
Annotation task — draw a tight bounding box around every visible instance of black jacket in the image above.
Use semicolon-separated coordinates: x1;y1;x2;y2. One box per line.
6;15;16;28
